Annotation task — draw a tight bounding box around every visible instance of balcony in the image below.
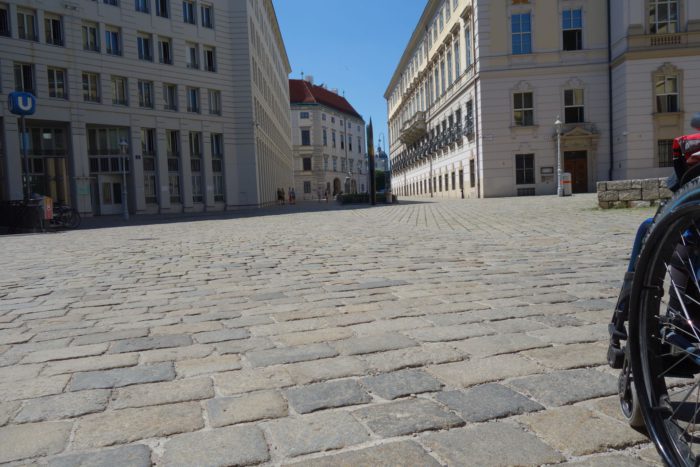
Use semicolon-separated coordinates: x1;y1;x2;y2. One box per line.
400;111;427;146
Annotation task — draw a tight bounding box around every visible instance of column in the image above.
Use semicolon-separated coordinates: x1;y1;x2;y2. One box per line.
3;118;23;200
69;121;93;214
180;129;193;211
202;130;215;208
156;128;171;212
130;126;146;214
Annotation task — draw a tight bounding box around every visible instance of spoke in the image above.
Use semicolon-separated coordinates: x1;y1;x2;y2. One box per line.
669;379;700;421
666;262;700;343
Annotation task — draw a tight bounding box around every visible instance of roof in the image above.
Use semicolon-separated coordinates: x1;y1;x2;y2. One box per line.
289;79;363;120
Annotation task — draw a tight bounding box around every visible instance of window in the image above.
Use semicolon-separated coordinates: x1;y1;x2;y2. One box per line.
203;46;216;72
138;80;154;108
451;172;456;190
47;68;67;99
201;3;213;28
439;8;444;31
512;13;532;55
137;33;153;61
322;113;326;121
340;133;345;150
650;0;679;34
186;42;199;69
357;136;361;153
454;41;461;77
332;130;336;148
186;87;199;113
324;155;329;171
517;188;536;196
323;129;328;146
302;157;312;171
304;181;311;194
657;139;674;167
163;83;177;110
82;22;99;51
111;76;128;106
208;89;221;115
349;137;353;152
211;133;224;201
44;14;63;46
515;154;534;185
331;117;335;123
136;0;150;13
301;129;311;146
469;159;476;188
300;112;310;119
465;25;472;66
655;75;679;113
440;60;446;95
13;63;34;93
0;4;9;37
158;37;173;64
190;131;203;202
564;89;584;123
82;72;100;102
333;157;337;171
183;0;195;24
156;0;168;18
142;128;157;204
105;26;121;55
513;92;534;126
562;9;582;51
447;51;453;87
17;9;37;41
166;130;181;202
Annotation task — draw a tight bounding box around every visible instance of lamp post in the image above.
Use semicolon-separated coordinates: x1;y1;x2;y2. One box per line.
555;116;563;197
119;138;129;220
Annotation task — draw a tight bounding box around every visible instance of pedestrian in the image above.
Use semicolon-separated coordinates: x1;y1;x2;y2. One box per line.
324;189;329;203
289;187;296;205
317;188;321;202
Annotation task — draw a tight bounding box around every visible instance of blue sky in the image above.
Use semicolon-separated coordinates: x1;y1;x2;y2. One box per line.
273;0;426;152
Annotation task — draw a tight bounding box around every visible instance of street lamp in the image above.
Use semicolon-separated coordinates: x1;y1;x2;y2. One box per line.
555;116;563;197
119;138;129;220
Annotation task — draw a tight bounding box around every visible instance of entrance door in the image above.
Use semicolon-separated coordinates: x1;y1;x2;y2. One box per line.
98;174;123;215
333;178;341;196
564;151;588;193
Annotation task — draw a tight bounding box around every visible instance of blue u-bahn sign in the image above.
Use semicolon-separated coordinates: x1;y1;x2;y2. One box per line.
8;91;36;116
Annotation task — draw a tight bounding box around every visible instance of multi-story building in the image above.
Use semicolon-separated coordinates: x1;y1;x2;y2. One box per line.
290;77;367;200
0;0;292;215
386;0;700;199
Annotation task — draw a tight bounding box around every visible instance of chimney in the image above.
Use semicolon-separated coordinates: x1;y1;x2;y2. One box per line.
331;88;339;95
304;75;314;85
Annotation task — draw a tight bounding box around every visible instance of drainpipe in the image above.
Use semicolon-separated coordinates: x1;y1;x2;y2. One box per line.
607;0;614;181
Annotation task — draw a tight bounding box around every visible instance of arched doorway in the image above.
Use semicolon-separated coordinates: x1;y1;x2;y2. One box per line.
333;178;341;196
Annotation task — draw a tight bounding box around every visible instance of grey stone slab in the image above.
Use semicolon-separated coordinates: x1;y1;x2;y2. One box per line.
427;354;542;388
161;425;269;466
361;369;442;399
47;444;152;467
206;390;288;427
69;363;175;390
421;422;564;467
0;401;20;426
507;368;617;407
216;337;275;355
109;334;192;354
360;343;464;373
0;363;43;381
72;328;150;346
352;398;464;437
435;384;543;422
245;343;338;367
110;377;214;409
404;323;495;342
284;440;441;467
175;354;242;377
0;374;70;401
264;411;370;457
285;379;371;413
193;328;250;344
21;343;109;364
214;367;294;395
15;389;110;423
285;356;369;385
42;353;139;376
333;333;418;356
0;421;73;463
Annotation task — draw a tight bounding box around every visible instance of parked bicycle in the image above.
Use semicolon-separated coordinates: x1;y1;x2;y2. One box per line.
51;204;81;229
608;113;700;466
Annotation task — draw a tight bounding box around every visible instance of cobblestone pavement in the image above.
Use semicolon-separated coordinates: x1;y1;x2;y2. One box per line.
0;194;665;466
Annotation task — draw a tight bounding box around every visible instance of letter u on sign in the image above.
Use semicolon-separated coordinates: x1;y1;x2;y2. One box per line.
8;92;36;116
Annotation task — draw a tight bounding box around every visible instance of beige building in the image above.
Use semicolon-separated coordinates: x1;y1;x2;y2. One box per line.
290;77;367;200
386;0;700;199
0;0;292;215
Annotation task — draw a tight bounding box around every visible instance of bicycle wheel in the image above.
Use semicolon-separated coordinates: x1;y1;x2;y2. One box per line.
630;199;700;466
66;209;81;229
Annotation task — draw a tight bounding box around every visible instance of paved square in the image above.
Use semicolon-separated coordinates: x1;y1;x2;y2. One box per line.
0;195;662;465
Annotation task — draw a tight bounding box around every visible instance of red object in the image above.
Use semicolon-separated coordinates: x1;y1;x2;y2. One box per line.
289;79;362;119
43;197;53;220
674;132;700;165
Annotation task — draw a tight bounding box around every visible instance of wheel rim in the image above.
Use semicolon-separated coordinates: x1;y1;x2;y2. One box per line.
635;208;700;466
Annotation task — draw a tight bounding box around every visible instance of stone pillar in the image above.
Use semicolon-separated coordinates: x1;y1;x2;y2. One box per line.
180;130;193;211
3;118;23;200
156;128;171;212
202;130;215;209
130;126;146;214
69;121;93;215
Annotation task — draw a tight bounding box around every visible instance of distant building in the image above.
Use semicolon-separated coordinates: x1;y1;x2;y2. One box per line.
386;0;700;199
0;0;293;215
290;77;366;199
375;149;389;172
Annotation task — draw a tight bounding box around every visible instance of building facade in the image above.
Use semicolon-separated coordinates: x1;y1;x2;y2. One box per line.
0;0;292;215
290;77;367;200
386;0;700;199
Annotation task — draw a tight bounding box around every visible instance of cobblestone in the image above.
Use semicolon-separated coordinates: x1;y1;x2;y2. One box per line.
110;377;213;409
434;384;543;422
361;369;443;399
69;363;175;390
14;389;110;422
0;421;72;463
46;444;152;467
206;390;288;426
352;398;464;437
161;425;269;466
285;379;371;413
285;441;441;467
507;368;618;407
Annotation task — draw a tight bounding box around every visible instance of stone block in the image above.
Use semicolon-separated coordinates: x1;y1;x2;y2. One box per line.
214;367;294;395
206;390;287;426
641;188;659;200
0;363;43;381
597;191;618;202
596;181;607;192
21;343;109;364
333;333;418;355
110;377;214;409
246;343;338;367
435;384;543;422
452;332;548;358
360;342;464;373
216;337;275;355
286;356;369;385
521;342;608;370
15;389;110;422
427;354;542;388
284;441;441;467
598;201;611;209
0;421;72;463
192;328;249;344
42;353;139;376
659;186;673;199
69;363;175;390
352;398;464;437
161;425;269;466
0;401;20;426
285;380;371;413
72;328;149;346
46;444;152;467
138;344;213;364
0;374;70;401
618;189;642;201
641;179;659;191
274;327;354;346
109;334;192;354
175;354;242;377
151;321;222;336
612;200;629;208
507;368;617;406
361;369;442;399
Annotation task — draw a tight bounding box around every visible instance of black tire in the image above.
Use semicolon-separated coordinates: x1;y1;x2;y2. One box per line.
629;183;700;466
66;209;81;229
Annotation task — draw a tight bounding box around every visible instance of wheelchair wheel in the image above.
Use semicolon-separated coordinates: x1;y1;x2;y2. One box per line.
629;198;700;466
66;209;81;229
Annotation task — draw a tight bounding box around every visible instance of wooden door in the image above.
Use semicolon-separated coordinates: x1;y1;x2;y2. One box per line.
564;151;588;193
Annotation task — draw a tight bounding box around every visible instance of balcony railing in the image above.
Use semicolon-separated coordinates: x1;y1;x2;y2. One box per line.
400;111;427;146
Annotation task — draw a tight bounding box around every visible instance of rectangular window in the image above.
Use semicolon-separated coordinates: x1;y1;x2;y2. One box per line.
103;0;119;5
469;159;475;188
156;0;168;18
303;181;311;194
454;40;460;77
323;128;328;146
201;3;213;28
332;131;336;148
657;139;674;167
44;14;63;46
513;92;534;126
301;129;311;146
208;89;221;115
447;51;453;87
82;22;99;51
564;89;585;123
303;157;312;171
186;87;199;112
142;128;157;204
300;111;310;119
512;13;532;55
82;72;100;102
656;76;679;113
166;130;180;202
111;76;128;105
13;63;34;93
333;157;337;171
136;0;150;13
105;27;121;55
340;133;345;150
650;0;679;34
182;0;195;24
515;154;535;185
440;60;446;95
47;68;67;99
138;80;154;108
163;83;177;110
562;9;583;51
349;137;353;152
158;37;173;64
190;131;203;202
0;4;10;37
211;133;224;201
451;172;456;190
203;46;216;72
17;9;37;41
186;42;199;69
137;33;153;61
465;26;472;66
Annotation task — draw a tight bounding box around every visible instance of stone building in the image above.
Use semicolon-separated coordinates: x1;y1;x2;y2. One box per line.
290;77;366;200
386;0;700;199
0;0;293;215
